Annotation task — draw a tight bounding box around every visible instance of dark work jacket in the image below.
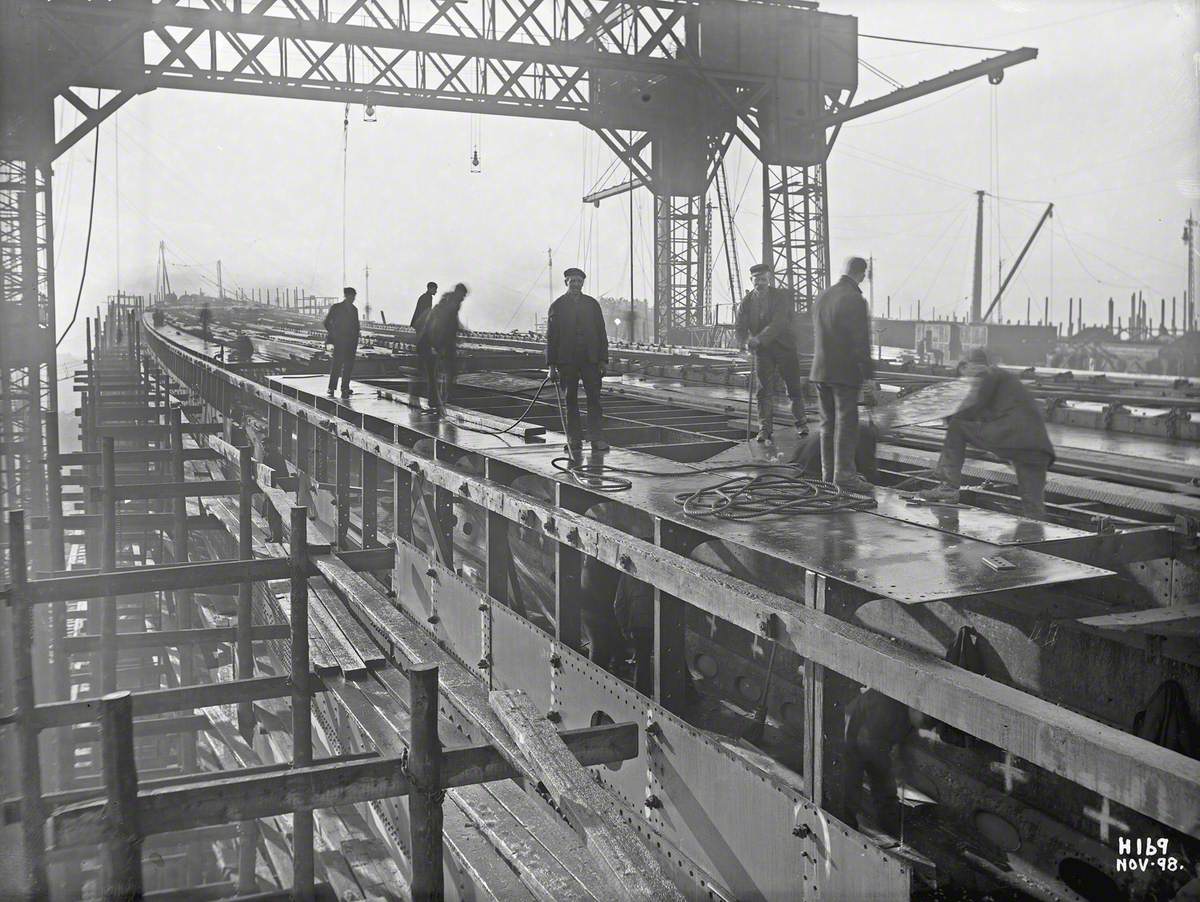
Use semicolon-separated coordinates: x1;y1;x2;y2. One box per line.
546;292;608;367
810;275;873;387
411;291;434;328
791;422;879;482
735;286;796;351
844;689;913;756
418;295;462;356
324;300;360;346
954;366;1055;465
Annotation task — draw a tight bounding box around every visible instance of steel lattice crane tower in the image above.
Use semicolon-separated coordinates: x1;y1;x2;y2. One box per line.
0;0;1035;554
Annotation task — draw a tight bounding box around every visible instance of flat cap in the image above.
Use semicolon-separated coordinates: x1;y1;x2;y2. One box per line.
749;263;773;276
563;267;586;279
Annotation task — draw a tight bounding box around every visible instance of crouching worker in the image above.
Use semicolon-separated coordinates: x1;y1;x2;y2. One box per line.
842;689;921;839
917;348;1055;519
790;421;880;483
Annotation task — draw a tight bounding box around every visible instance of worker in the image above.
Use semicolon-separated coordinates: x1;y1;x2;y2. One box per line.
546;267;609;454
811;257;875;496
842;689;920;838
411;281;437;328
152;309;165;328
735;263;808;443
916;347;1055;518
230;334;254;362
417;283;468;413
323;286;360;398
790;421;879;483
199;303;211;342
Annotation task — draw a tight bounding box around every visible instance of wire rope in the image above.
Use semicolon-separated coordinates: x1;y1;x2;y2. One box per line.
56;91;101;349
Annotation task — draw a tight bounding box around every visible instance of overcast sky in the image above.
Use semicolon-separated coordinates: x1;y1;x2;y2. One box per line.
49;0;1199;357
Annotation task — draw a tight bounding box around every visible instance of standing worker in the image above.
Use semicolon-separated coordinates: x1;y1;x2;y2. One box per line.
324;286;360;398
411;281;437;328
916;348;1055;518
198;302;212;343
811;257;875;496
546;267;609;454
417;283;468;414
736;263;809;444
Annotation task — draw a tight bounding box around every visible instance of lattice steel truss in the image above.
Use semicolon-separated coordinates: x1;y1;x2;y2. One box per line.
762;163;829;315
0;159;54;571
653;195;709;338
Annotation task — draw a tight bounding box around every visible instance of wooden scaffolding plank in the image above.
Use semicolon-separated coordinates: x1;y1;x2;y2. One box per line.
1075;603;1200;635
489;690;682;902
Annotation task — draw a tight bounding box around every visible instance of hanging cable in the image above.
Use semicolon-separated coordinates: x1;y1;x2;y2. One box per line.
114;107;120;301
341;103;350;285
56;91;101;349
858;33;1010;53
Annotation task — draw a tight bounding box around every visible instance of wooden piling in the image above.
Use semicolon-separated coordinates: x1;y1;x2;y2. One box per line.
9;510;49;898
238;445;259;892
408;664;444;901
170;406;197;772
290;506;314;900
101;690;143;899
101;435;119;693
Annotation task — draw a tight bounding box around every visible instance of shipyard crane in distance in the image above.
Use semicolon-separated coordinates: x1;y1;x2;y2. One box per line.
0;0;1035;533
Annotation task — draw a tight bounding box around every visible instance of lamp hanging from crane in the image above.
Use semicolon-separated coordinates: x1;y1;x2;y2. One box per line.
469;114;482;173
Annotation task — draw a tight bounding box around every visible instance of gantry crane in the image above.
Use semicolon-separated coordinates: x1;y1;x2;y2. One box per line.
0;0;1035;538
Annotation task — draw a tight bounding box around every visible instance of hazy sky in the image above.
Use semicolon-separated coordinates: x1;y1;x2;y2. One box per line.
48;0;1199;357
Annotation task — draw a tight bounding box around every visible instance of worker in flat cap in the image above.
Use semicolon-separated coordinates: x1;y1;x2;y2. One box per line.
735;263;809;444
916;347;1055;518
546;267;610;454
811;257;875;496
324;287;360;398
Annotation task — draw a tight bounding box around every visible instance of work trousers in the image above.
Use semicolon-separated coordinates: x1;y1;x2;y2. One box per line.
754;345;807;434
421;348;457;409
842;745;902;837
327;342;357;394
815;382;861;483
935;418;1050;519
558;364;604;446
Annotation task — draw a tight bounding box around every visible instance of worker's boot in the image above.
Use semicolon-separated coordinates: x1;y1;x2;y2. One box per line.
837;474;876;497
591;438;610;452
795;422;809;439
755;428;774;444
916;483;960;505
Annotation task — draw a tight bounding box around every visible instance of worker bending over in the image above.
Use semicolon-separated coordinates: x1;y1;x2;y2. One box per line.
917;348;1055;518
324;287;360;398
791;421;880;483
842;689;920;838
546;267;609;453
736;263;808;443
811;257;875;496
411;281;437;327
417;283;468;414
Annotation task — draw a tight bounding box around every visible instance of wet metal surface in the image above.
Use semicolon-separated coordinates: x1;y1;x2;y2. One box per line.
273;375;1112;605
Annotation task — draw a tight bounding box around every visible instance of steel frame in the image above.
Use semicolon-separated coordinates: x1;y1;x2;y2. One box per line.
143;316;1200;852
653;194;708;337
0;160;54;567
763;162;829;314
